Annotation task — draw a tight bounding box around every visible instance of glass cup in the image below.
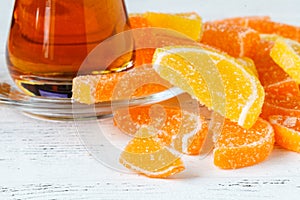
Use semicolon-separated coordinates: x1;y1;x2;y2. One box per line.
6;0;134;98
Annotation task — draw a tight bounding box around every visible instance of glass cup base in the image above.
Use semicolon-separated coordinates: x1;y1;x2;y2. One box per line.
14;75;73;98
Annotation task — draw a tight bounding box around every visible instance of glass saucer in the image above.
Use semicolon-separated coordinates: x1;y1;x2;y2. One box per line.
0;72;184;120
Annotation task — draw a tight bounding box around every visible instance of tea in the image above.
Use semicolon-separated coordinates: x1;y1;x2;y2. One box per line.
6;0;134;97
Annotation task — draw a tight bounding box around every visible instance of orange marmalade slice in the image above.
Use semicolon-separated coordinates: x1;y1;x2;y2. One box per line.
152;45;264;129
72;65;170;104
269;115;300;153
119;126;185;178
270;37;300;84
211;16;300;42
261;94;300;120
214;118;275;169
201;22;260;58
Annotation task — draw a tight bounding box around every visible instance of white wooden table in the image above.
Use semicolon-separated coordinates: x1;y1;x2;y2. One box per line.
0;1;300;199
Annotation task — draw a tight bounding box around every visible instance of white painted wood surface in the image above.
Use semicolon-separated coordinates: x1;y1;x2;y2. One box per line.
1;0;300;199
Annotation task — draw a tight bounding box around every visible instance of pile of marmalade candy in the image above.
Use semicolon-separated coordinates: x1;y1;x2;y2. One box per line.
72;12;300;178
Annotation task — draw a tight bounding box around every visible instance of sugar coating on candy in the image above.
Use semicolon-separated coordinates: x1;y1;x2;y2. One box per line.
261;95;300;121
264;78;300;97
114;106;208;155
153;45;264;129
170;111;208;155
72;65;170;104
72;75;100;104
119;126;185;178
201;22;260;58
214;118;274;169
250;21;300;43
282;116;298;128
215;16;300;42
269;115;300;153
270;38;300;84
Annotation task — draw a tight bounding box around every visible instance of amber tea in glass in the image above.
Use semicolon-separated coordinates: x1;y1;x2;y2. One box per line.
6;0;134;98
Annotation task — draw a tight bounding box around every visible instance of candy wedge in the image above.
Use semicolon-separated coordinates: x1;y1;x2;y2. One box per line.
270;37;300;84
152;45;265;129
